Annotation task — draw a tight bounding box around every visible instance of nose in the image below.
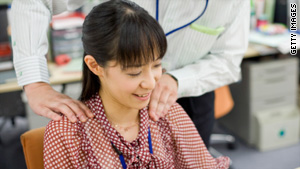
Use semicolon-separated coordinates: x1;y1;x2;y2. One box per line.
140;70;159;90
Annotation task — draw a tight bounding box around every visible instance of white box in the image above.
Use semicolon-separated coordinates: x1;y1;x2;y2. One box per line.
254;106;300;151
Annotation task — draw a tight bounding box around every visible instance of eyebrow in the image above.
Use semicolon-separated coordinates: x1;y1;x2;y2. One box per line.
124;58;161;68
125;64;144;68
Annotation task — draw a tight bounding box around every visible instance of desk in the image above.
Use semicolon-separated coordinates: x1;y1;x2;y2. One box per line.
0;44;263;94
0;62;82;130
0;63;82;94
244;44;261;59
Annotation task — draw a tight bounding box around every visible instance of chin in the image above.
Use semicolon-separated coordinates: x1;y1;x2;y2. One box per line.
128;96;150;109
135;101;150;110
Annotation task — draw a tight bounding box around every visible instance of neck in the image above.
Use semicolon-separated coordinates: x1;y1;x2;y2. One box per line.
99;90;139;126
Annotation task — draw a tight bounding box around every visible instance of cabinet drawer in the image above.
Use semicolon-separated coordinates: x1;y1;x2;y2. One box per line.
251;91;297;113
249;58;298;81
248;58;298;99
250;73;297;98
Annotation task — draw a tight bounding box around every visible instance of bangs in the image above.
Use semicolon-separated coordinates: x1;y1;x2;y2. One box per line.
115;12;167;69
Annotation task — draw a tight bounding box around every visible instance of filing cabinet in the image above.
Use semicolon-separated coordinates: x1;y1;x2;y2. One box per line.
219;57;299;150
254;106;299;151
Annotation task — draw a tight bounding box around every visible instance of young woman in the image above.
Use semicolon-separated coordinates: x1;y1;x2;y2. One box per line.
43;0;230;168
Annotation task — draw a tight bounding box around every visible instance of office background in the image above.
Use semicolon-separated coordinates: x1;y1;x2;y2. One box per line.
0;0;300;169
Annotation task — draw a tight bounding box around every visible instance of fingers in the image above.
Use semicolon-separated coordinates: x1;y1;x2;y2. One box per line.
149;89;160;121
162;93;177;115
154;90;170;118
149;89;177;121
149;74;178;121
52;101;82;123
76;100;94;118
41;108;62;121
51;98;94;123
149;90;170;121
25;83;93;123
66;100;87;122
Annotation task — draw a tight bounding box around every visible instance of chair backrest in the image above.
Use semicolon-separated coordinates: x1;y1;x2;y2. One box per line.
20;127;45;169
214;85;234;119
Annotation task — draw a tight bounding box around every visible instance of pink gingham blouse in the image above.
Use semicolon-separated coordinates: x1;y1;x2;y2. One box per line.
44;94;230;168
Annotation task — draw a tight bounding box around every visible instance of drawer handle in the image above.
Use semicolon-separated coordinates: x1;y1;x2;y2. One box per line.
270;111;283;117
264;97;285;105
264;77;285;83
264;66;286;74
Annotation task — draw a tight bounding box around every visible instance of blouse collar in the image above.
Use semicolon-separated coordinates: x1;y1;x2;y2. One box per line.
86;93;153;167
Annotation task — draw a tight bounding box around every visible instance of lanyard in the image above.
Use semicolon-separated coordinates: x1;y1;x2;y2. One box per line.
156;0;209;36
111;127;153;169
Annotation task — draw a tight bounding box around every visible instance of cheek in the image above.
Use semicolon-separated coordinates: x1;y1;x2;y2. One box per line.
155;69;162;81
117;78;140;94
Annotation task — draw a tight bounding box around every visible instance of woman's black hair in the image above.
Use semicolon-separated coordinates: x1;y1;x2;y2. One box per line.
80;0;167;101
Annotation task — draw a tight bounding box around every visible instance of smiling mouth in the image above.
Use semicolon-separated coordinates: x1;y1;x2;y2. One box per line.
135;93;149;97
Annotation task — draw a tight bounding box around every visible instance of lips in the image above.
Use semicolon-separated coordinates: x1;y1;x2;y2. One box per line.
133;93;151;101
136;94;149;97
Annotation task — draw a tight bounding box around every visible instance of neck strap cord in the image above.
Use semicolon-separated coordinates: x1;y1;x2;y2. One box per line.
111;127;153;169
156;0;209;36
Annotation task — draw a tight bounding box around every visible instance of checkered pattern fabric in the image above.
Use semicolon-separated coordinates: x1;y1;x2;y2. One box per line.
44;94;230;168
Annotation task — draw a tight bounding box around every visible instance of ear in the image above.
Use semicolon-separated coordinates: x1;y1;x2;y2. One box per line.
84;55;104;77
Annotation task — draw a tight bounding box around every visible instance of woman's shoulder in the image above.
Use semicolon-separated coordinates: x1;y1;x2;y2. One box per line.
168;102;186;114
166;102;189;120
45;116;82;137
159;102;194;127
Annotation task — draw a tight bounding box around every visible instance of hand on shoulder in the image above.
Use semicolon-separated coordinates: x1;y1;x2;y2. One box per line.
148;73;178;121
24;82;94;123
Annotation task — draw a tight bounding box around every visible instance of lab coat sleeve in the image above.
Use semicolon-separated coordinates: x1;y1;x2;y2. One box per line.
11;0;84;86
168;1;250;98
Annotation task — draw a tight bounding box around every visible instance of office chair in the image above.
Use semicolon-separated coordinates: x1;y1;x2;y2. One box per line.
20;127;45;169
209;86;236;160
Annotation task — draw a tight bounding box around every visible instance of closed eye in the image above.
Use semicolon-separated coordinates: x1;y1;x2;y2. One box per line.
128;72;141;77
154;63;162;68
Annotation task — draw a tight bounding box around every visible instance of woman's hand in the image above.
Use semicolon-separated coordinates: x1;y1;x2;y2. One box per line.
149;74;178;121
24;82;94;123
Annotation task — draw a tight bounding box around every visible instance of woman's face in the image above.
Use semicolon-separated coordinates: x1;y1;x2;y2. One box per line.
99;58;162;111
